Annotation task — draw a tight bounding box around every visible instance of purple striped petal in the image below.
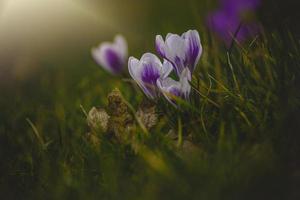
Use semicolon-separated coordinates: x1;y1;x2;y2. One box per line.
182;30;202;72
141;62;160;84
155;35;166;57
105;48;123;73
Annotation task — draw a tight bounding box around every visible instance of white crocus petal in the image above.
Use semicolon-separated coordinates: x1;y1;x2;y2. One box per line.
140;53;162;71
162;59;173;79
114;34;128;60
165;34;186;74
182;30;202;72
165;34;186;59
180;67;192;82
92;44;114;74
128;56;141;82
179;68;192;99
155;35;166;57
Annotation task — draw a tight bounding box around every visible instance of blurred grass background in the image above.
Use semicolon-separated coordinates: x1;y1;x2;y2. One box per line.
0;0;300;199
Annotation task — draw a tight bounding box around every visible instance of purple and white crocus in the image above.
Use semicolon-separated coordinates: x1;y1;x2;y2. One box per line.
128;53;173;99
155;30;202;76
157;68;192;107
92;35;128;74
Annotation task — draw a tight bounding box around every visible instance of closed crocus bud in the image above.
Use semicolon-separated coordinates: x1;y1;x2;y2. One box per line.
157;68;191;107
128;53;173;99
92;35;128;74
156;30;202;76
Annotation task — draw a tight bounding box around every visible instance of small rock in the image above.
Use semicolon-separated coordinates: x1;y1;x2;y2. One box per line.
87;107;110;132
136;104;157;130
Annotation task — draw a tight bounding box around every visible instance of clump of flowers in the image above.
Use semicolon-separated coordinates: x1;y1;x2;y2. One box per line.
207;0;261;46
129;30;202;106
92;30;202;107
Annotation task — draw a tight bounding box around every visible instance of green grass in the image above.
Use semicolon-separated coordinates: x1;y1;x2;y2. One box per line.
1;2;300;199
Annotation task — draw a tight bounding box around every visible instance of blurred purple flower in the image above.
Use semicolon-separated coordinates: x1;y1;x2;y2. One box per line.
157;68;191;107
156;30;202;76
92;35;128;74
128;53;173;99
207;0;261;46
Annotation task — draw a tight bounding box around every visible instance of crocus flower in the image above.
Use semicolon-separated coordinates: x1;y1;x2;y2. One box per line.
92;35;128;74
157;68;191;107
155;30;202;76
128;53;173;99
207;0;260;46
207;10;259;46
